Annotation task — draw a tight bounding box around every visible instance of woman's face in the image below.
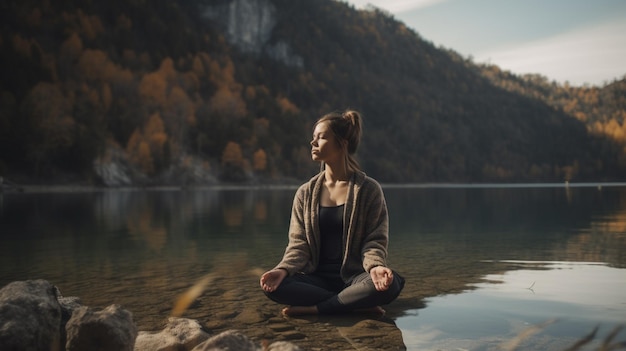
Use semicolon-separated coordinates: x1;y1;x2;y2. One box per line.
311;122;343;164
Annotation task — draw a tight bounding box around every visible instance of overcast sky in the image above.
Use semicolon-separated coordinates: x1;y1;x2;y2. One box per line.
343;0;626;86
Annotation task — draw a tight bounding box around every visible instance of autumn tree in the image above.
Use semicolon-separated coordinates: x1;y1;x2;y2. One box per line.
220;141;249;182
125;113;170;175
253;149;267;173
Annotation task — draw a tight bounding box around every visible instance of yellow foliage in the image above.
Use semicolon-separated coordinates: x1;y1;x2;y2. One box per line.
253;149;267;172
127;128;157;175
137;141;154;174
126;129;143;157
145;113;165;135
150;132;168;147
139;72;167;106
144;113;168;161
167;86;193;117
209;87;247;118
182;71;200;92
78;49;132;85
60;32;83;61
208;58;237;87
221;141;244;167
78;10;104;40
276;96;300;114
244;86;256;100
158;57;177;83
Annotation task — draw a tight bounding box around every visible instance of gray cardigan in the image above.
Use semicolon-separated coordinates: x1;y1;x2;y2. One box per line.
274;170;389;281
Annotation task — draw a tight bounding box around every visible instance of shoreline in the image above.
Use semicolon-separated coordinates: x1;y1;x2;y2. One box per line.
3;181;626;194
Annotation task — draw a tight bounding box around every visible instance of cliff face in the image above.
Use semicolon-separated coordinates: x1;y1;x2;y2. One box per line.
202;0;302;67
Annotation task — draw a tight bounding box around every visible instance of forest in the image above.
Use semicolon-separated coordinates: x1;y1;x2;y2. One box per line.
0;0;624;185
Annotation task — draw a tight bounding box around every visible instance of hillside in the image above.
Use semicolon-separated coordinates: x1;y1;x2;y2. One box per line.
0;0;624;185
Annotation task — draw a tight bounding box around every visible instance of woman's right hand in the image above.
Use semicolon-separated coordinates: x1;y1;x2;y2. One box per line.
260;269;287;292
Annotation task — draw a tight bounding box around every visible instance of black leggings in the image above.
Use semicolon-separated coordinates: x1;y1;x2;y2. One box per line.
264;270;405;314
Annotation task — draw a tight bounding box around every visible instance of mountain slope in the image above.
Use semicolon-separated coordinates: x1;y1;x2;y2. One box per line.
0;0;623;184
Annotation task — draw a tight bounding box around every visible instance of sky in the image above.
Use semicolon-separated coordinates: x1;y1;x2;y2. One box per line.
343;0;626;86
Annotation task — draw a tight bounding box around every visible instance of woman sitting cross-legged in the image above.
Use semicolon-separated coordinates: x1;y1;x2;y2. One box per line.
259;109;404;316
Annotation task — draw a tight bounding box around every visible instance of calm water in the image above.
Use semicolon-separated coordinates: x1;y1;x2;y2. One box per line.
1;184;625;350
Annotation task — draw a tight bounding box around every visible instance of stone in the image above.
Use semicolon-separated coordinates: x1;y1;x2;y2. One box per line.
93;143;135;186
266;341;302;351
192;330;256;351
234;308;266;325
65;304;137;351
336;319;406;350
55;288;83;348
0;280;62;351
134;317;210;351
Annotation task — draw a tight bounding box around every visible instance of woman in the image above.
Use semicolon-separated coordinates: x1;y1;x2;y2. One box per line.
259;110;404;316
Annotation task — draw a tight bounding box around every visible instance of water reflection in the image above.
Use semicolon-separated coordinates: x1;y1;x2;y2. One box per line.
396;261;626;351
1;184;626;346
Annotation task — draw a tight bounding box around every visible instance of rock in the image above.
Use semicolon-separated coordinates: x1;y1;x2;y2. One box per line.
65;304;137;351
192;330;257;351
134;317;210;351
93;143;135;186
55;288;82;348
336;319;406;350
266;341;302;351
202;0;276;54
235;308;266;325
0;279;62;351
265;41;304;68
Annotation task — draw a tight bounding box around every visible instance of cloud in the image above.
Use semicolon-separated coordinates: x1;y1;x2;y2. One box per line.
474;19;626;86
346;0;447;13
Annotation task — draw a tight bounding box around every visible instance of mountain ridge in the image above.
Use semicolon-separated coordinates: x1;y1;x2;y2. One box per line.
0;0;624;185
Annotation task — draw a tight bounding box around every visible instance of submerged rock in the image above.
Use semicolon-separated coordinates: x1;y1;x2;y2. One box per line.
65;304;137;351
192;330;257;351
134;317;210;351
0;280;62;351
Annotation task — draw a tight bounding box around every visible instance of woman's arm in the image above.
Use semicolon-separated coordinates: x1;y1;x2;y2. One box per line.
360;181;389;273
274;186;312;275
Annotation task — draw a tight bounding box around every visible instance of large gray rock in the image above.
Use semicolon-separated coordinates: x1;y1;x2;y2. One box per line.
65;304;137;351
93;143;135;186
0;280;62;351
134;317;210;351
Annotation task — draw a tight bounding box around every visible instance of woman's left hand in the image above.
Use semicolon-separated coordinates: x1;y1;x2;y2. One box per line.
370;266;393;291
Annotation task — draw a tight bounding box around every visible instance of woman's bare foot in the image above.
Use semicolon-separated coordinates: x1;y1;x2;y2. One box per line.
282;305;318;316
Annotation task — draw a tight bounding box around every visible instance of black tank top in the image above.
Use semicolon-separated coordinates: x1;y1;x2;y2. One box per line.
318;204;344;273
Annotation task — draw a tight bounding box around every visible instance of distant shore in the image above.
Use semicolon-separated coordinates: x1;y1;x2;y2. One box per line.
4;181;626;194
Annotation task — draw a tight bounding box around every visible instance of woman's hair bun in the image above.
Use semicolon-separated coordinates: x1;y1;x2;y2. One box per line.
342;110;360;126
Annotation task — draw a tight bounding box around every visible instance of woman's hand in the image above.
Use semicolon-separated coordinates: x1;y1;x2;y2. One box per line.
260;269;288;292
370;266;394;291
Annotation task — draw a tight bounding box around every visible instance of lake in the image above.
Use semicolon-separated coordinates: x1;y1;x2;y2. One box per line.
1;183;625;350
